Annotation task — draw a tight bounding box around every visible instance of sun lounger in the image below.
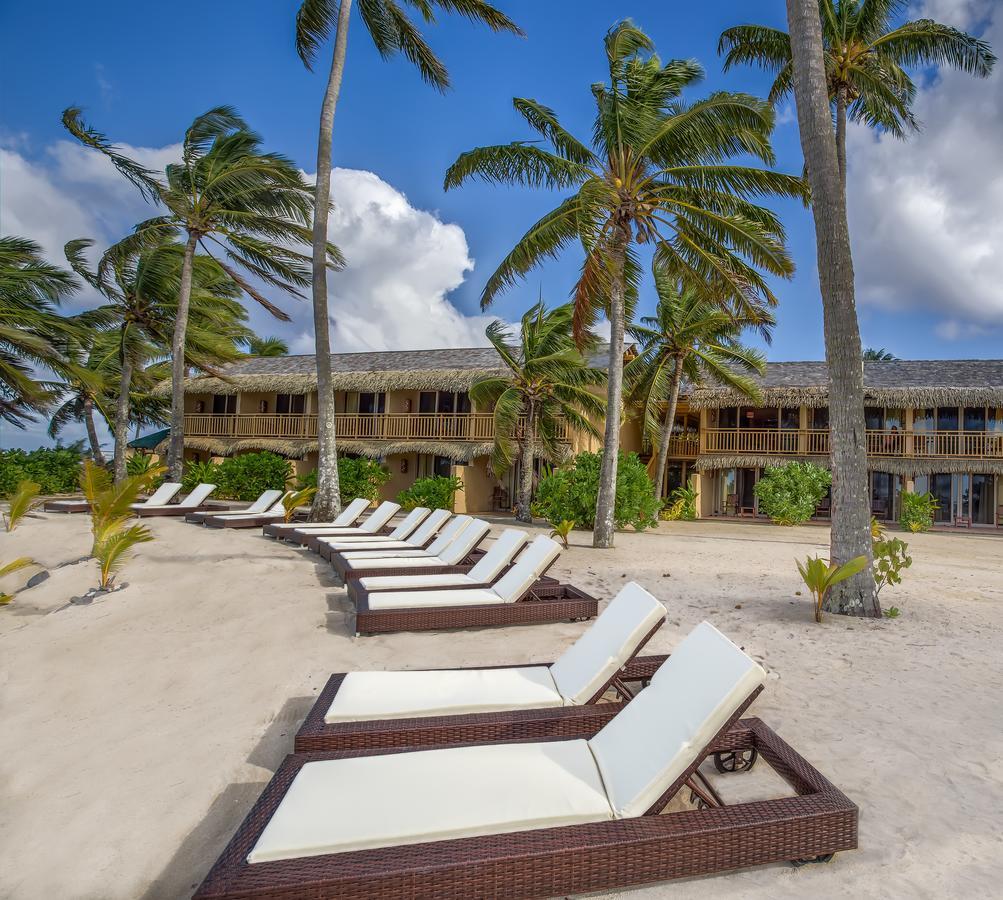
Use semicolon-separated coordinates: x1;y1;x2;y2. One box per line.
196;622;855;899
43;497;91;513
343;527;526;601
261;497;371;538
319;509;469;560
201;492;298;528
301;506;437;553
300;581;665;752
185;489;284;525
355;535;590;634
280;501;401;546
130;482;183;510
133;483;216;517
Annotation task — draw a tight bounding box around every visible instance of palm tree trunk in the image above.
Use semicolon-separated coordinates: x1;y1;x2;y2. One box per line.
113;335;133;484
652;355;685;500
83;397;105;466
835;85;848;197
515;401;535;523
786;0;879;617
166;231;198;482
593;239;627;549
308;0;353;521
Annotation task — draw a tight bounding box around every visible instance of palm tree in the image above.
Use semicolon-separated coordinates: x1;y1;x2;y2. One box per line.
0;236;83;426
471;303;605;522
47;339;117;464
446;21;806;548
863;346;895;360
65;238;252;482
246;335;289;357
719;1;995;192
783;0;880;616
61;107;340;480
293;0;522;521
626;270;772;499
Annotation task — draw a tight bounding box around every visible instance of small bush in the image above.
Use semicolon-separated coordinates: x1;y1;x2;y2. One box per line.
296;457;390;504
899;491;937;533
182;460;220;494
754;462;832;526
214;452;291;501
873;536;912;597
126;453;162;480
661;478;698;521
532;451;660;532
397;475;464;511
0;445;83;495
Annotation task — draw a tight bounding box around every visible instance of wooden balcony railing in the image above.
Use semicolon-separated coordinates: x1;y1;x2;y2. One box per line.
183;413;569;443
703;428;1003;460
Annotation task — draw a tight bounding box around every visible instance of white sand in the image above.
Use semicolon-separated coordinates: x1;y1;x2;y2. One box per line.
1;512;1000;899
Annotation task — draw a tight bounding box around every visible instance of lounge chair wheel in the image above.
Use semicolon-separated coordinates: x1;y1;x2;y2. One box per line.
790;853;834;868
713;748;758;774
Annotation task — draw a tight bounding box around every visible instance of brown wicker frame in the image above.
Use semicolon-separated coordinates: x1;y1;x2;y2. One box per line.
203;512;293;529
295;648;667;754
354;580;596;635
307;527;432;555
136;503;213;518
42;500;90;513
194;704;857;899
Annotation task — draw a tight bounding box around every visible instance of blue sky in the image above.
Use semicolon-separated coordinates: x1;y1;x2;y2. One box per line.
2;1;1002;448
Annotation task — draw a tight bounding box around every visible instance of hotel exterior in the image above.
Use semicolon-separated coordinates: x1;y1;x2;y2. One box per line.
175;351;1003;527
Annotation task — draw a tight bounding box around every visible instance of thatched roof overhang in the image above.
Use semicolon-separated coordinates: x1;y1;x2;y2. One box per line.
696;454;1003;477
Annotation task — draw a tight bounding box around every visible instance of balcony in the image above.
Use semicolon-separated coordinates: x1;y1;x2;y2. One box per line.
183;413;569;443
703;428;1003;460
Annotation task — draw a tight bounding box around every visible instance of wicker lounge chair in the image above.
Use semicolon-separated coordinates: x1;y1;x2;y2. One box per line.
343;527;526;602
300;581;665;752
133;483;216;517
195;623;855;899
42;497;92;513
202;493;300;529
261;497;370;539
303;506;444;554
278;501;401;546
185;490;284;525
45;481;184;514
354;535;589;635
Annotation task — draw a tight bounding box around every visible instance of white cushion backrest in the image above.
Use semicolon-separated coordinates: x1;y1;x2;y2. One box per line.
181;483;216;507
387;507;430;540
550;582;666;704
248;490;284;513
465;529;529;583
490;536;561;603
588;621;766;819
144;482;181;506
267;492;293;512
360;501;400;533
421;514;469;555
333;497;371;527
438;519;490;565
407;508;452;546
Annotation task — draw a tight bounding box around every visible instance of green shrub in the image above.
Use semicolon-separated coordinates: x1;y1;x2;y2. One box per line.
0;445;84;495
214;452;291;501
126;453;161;478
295;457;390;504
397;475;464;511
181;460;220;493
754;462;832;526
873;536;912;596
899;490;937;533
661;478;698;521
532;451;660;532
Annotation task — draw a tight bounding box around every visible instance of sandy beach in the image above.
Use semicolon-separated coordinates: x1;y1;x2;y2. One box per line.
1;511;1001;899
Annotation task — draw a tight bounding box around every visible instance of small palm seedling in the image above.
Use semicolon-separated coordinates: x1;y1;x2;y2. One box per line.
282;487;316;523
94;524;153;590
796;555;869;623
549;519;575;549
1;557;36;605
4;480;41;532
870;517;886;540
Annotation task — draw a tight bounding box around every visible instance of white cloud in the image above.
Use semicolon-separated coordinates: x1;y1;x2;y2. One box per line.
846;1;1003;335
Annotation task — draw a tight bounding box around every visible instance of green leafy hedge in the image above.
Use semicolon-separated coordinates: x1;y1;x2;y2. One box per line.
753;462;832;526
532;451;659;532
296;457;390;504
0;446;83;496
899;490;937;532
190;451;292;501
397;475;463;511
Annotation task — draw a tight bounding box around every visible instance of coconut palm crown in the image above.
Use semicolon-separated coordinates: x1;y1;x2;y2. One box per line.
446;20;807;546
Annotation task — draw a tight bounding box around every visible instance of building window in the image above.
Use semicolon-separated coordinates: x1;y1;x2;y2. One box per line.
811;407;829;429
780;407;800;430
936;407;959;431
864;407;884;430
276;393;305;415
212;394;236;414
357;392;386;415
434;455;452;478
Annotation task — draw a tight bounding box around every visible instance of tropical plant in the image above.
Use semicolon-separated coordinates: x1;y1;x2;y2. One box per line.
4;480;41;531
46;340;115;465
532;451;660;532
548;519;575;549
873;535;911;597
719;1;995;192
93;524;155;591
62;107;339;481
446;21;805;548
1;557;36;605
796;554;869;623
245;335;289;357
899;490;937;533
296;457;390;504
182;460;220;494
64;237;252;482
0;445;83;496
294;0;522;522
471;302;605;522
883;606;901;618
661;478;698;521
863;347;896;361
626;270;771;498
870;516;886;539
754;462;832;526
214;452;291;501
282;486;317;523
397;475;463;512
126;453;160;478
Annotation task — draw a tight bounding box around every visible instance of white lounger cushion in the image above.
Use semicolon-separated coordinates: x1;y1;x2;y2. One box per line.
131;482;182;509
488;535;560;602
332;497;372;526
209;490;284;518
368;587;503;609
247;740;612;862
294;501;401;536
342;555;464;571
549;582;665;705
356;572;478;591
325;666;563;722
464;529;529;582
588;621;766;819
336;514;467;559
210;492;291;520
142;483;215;511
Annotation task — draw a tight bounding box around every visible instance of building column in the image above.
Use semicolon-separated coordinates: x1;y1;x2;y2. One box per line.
690;471;702;519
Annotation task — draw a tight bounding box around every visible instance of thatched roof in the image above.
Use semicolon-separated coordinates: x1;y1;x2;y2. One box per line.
172;435;500;463
695;453;1003;477
687;360;1003;409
